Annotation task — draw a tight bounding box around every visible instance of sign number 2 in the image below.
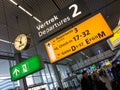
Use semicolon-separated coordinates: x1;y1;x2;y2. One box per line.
69;4;82;18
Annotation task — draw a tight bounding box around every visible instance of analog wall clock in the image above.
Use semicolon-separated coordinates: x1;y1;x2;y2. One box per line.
14;34;31;51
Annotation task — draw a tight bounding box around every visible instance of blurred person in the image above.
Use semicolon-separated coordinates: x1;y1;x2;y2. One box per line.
106;68;113;80
98;68;106;77
111;79;120;90
111;60;120;90
111;60;120;84
98;68;112;90
92;72;108;90
57;87;61;90
92;71;98;90
81;70;93;90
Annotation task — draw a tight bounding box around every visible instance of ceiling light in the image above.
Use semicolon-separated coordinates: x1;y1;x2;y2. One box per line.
80;51;85;55
86;56;89;58
66;58;72;61
33;16;41;23
9;0;41;23
25;11;32;17
9;0;18;6
98;50;101;54
18;6;32;16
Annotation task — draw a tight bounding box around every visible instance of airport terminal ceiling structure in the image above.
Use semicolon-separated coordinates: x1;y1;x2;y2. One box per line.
0;0;120;65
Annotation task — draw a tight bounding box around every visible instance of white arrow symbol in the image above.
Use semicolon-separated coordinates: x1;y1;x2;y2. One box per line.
13;68;20;76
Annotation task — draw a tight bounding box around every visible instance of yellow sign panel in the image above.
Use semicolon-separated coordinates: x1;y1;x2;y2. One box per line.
109;26;120;47
45;13;113;63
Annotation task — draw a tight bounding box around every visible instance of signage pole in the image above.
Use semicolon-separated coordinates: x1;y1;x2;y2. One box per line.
14;51;28;90
52;64;64;90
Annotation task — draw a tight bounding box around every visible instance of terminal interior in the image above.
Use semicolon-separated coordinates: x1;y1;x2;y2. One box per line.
0;0;120;90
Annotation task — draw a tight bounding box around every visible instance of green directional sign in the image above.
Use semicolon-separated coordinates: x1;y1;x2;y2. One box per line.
10;55;44;81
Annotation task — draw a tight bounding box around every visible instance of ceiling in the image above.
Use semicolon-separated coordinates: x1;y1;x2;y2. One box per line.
0;0;120;66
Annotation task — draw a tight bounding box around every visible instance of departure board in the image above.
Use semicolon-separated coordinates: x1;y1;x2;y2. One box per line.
45;13;113;63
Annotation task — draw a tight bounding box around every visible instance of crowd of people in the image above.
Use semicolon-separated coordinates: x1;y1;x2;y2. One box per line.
81;60;120;90
111;60;120;90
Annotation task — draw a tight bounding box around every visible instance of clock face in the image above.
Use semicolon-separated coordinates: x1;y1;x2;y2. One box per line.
14;34;30;51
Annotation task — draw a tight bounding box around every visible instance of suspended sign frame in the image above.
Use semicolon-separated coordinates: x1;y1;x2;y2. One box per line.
45;13;113;63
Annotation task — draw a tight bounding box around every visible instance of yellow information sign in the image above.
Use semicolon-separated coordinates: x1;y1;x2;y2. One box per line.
45;13;113;63
109;26;120;47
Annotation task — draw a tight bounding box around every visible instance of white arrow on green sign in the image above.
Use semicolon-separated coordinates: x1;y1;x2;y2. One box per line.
10;55;44;81
13;68;20;76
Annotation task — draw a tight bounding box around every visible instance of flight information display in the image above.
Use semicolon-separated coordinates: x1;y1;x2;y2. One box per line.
45;13;113;63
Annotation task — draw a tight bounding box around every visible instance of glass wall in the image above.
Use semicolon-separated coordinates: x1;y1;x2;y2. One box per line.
56;65;70;88
0;60;19;90
27;63;72;90
28;64;58;90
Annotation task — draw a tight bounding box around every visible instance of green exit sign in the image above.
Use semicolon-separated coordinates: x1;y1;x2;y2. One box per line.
10;55;44;81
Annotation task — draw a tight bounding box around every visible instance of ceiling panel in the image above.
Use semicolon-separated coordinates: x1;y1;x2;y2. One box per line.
85;0;114;12
0;0;5;23
53;0;75;9
0;23;8;39
4;0;22;30
15;0;59;20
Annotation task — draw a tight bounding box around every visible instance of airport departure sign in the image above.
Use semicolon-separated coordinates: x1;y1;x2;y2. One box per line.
109;26;120;47
10;55;43;81
45;13;113;63
36;0;90;41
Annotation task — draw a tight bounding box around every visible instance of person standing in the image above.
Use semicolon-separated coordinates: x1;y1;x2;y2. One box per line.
92;73;108;90
111;60;120;90
111;60;120;84
81;70;93;90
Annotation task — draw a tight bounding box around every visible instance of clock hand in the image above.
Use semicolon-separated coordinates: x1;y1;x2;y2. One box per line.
19;36;22;44
19;43;24;48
